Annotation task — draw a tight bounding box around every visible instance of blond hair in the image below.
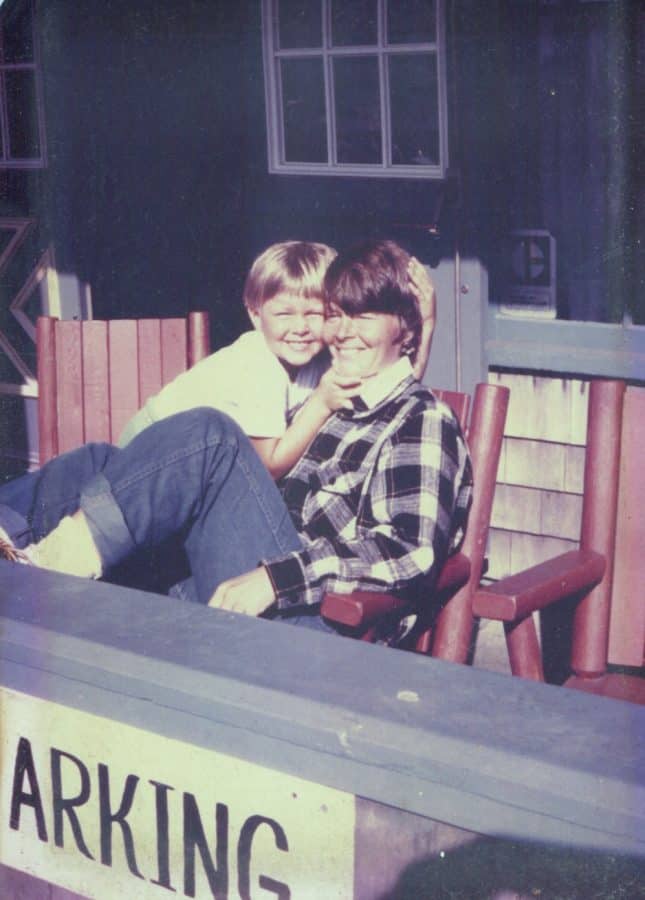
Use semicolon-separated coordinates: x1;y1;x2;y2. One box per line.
243;241;337;311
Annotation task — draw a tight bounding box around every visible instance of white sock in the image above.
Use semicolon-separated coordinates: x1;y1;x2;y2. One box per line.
29;512;103;579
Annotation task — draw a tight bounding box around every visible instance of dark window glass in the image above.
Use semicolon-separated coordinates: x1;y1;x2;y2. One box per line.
331;0;377;47
281;57;327;162
334;56;381;164
389;53;439;165
5;69;40;158
1;0;34;64
277;0;322;49
387;0;436;45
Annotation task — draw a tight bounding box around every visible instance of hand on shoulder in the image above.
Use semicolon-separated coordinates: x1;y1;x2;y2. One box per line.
408;257;437;327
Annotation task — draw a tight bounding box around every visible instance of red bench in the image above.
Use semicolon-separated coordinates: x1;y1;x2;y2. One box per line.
37;312;210;463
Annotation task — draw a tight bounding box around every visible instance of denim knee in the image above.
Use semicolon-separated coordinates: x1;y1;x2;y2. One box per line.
176;407;249;449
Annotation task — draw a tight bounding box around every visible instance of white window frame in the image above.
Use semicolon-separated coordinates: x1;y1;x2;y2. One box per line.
261;0;449;179
0;0;47;169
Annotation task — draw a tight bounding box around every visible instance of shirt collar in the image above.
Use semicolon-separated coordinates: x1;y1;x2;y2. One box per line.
354;356;415;411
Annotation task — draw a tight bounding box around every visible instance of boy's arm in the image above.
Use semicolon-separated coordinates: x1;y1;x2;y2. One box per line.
408;257;436;381
250;368;362;480
118;405;156;447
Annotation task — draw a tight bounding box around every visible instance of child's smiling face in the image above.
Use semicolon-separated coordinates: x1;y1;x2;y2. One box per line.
249;292;326;377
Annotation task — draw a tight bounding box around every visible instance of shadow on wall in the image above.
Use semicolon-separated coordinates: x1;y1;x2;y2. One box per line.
379;835;645;900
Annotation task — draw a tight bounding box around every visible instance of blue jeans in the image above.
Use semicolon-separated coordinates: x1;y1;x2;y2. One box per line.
0;409;334;632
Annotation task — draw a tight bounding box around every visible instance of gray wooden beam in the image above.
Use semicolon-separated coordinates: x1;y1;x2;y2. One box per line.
1;561;643;857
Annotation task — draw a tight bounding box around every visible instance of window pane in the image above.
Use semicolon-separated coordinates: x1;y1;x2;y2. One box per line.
334;56;381;164
280;57;327;162
389;53;439;166
1;0;34;64
387;0;436;45
277;0;322;49
331;0;377;47
5;69;40;158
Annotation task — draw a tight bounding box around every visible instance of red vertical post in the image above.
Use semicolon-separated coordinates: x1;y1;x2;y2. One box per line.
36;316;59;465
572;380;625;678
505;616;545;681
608;387;645;666
188;311;211;366
431;383;509;663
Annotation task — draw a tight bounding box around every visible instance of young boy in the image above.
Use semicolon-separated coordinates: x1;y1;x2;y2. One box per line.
118;241;436;479
118;241;354;478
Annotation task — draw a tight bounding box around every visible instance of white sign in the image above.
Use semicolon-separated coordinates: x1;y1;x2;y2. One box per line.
0;687;355;899
501;229;557;319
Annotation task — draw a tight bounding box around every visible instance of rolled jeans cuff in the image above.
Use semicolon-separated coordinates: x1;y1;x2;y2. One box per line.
80;472;136;569
0;503;31;548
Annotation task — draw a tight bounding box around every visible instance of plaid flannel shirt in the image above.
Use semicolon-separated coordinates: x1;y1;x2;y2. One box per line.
264;358;473;616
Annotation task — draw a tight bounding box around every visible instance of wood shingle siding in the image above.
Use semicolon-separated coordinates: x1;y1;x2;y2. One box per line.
486;373;590;580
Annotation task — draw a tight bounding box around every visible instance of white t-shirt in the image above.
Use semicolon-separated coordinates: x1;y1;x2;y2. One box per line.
118;330;329;446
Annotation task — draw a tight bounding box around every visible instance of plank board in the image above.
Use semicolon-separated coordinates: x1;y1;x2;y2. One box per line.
80;321;110;444
54;321;84;454
160;318;187;385
107;320;140;443
136;319;163;406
